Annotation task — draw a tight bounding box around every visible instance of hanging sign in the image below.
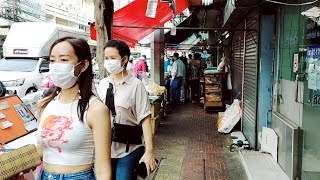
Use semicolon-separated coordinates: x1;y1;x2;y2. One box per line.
293;53;299;73
306;46;320;90
146;0;158;18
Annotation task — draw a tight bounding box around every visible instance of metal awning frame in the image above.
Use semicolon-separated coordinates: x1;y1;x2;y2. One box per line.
113;25;257;32
165;43;231;47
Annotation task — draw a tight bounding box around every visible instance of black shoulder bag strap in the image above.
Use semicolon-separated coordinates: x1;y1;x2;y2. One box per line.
105;82;116;121
105;82;142;152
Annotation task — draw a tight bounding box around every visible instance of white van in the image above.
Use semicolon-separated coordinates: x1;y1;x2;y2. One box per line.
0;22;89;98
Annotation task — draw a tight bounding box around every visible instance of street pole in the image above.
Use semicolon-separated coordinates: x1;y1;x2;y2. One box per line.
13;0;17;22
93;0;114;79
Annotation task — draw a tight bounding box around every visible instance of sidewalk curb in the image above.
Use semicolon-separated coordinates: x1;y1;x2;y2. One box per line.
239;150;252;180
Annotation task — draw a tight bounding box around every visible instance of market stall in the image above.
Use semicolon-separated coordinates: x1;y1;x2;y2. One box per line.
146;82;165;135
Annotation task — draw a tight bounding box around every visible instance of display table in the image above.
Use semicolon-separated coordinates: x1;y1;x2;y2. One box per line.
149;95;163;135
0;95;38;149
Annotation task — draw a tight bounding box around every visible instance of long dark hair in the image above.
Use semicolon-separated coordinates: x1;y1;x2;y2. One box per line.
38;37;94;122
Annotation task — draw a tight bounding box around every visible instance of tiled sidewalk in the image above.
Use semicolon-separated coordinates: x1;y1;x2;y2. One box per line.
143;103;247;180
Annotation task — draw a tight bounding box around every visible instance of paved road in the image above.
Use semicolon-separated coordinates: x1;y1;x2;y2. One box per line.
141;103;248;180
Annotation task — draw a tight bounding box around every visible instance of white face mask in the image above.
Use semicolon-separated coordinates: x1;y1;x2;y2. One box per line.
49;62;81;89
104;58;125;74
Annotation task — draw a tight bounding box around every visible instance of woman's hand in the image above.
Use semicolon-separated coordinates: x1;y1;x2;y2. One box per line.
139;150;157;176
11;172;25;180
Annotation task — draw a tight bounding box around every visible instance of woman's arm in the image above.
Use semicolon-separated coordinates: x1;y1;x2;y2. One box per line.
35;144;43;160
140;115;157;176
87;99;112;180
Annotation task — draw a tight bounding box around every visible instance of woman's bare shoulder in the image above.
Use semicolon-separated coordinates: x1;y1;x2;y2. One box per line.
88;98;108;113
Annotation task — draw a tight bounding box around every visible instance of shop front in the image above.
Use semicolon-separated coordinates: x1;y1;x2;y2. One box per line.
225;1;275;150
273;4;320;180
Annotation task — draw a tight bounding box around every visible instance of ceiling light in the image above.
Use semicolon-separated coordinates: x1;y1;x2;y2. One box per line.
225;33;229;38
202;0;214;6
218;40;222;44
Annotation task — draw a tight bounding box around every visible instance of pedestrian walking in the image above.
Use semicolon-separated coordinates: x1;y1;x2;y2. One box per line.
170;52;186;106
98;40;157;180
36;37;112;180
134;56;147;80
189;53;201;103
127;55;134;75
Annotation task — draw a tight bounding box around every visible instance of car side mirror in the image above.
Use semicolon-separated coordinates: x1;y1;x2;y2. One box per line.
39;67;49;73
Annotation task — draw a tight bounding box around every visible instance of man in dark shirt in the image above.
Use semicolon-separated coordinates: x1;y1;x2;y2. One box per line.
142;54;149;72
189;53;201;103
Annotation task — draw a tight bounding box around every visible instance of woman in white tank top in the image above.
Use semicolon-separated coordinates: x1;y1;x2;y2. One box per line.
35;37;112;180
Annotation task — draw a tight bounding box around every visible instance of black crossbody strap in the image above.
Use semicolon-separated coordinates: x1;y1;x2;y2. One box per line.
105;82;116;121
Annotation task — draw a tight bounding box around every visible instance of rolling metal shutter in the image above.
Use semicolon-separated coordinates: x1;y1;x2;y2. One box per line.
232;23;244;98
231;10;259;149
242;11;259;149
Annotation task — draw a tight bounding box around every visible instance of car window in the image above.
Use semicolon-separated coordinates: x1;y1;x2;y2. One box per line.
0;59;38;72
39;59;50;73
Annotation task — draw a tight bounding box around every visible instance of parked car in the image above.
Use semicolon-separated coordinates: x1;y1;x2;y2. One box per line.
0;58;49;97
0;22;89;98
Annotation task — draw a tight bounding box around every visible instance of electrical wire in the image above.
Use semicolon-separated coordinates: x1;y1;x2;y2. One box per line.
265;0;318;6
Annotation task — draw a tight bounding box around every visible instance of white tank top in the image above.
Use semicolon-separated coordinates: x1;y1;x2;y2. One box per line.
37;95;97;166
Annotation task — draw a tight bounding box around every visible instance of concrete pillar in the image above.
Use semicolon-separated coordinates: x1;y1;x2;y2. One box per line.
150;29;165;85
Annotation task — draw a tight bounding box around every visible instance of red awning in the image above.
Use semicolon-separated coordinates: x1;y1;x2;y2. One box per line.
91;0;189;47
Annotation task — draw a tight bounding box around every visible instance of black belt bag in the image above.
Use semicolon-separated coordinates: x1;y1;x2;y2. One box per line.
112;123;143;144
106;83;143;152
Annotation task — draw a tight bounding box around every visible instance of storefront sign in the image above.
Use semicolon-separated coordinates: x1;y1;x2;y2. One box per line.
305;19;320;44
306;46;320;91
307;46;320;58
0;0;45;22
293;53;298;73
46;0;83;21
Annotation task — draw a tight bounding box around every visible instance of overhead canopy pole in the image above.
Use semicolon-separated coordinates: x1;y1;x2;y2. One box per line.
113;25;257;32
165;43;231;47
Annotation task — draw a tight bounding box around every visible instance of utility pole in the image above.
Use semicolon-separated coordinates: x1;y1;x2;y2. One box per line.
13;0;17;22
93;0;113;79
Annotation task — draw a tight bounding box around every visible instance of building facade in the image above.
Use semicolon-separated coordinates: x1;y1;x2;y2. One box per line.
224;0;320;180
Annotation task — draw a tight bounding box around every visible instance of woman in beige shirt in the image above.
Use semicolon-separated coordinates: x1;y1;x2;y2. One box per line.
97;40;157;180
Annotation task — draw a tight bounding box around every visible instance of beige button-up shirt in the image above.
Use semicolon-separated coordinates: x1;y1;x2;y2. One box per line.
97;73;151;158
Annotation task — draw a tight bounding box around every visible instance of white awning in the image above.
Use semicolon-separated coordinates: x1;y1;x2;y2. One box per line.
301;7;320;25
179;34;201;50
